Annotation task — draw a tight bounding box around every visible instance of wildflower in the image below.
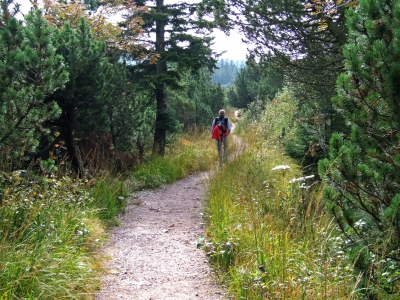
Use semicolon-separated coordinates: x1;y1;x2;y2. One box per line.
271;165;291;171
289;175;315;183
354;219;366;229
299;183;309;189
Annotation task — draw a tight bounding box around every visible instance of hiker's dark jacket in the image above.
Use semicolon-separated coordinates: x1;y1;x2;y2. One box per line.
211;115;231;140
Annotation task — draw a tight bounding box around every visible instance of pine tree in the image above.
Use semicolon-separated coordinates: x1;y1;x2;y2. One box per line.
127;0;217;156
0;9;68;170
42;0;152;166
318;0;400;294
227;63;283;109
47;18;111;173
187;69;224;127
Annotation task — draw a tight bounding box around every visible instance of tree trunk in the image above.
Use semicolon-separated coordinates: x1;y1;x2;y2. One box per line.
152;0;168;156
63;100;83;176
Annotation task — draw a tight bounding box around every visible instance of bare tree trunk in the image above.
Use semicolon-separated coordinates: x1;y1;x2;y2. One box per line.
152;0;168;156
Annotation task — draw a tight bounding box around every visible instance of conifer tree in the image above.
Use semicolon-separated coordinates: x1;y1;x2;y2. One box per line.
187;69;224;127
127;0;217;155
211;59;242;88
319;0;400;293
167;68;224;130
0;8;68;169
42;0;153;164
47;18;111;173
227;63;283;109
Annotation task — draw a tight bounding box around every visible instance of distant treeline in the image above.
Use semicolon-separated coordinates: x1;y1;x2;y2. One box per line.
211;59;245;88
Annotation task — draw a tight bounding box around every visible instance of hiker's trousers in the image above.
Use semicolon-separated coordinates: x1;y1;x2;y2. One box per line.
216;136;228;162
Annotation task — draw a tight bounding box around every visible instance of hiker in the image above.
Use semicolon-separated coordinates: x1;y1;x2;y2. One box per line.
211;109;231;162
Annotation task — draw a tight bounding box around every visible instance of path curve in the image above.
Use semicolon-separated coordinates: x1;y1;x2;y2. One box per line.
95;172;228;300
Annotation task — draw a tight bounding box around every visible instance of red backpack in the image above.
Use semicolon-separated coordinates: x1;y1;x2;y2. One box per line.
215;116;229;137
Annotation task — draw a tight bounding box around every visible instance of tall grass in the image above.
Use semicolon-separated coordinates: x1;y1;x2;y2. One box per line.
129;126;216;190
204;141;361;299
89;177;128;225
0;175;105;299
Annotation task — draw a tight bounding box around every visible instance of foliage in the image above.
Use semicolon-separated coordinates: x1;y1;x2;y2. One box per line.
127;0;218;155
227;65;259;109
0;1;223;174
227;62;283;109
106;79;156;156
199;0;353;172
283;79;348;174
40;17;113;173
235;87;298;147
38;14;149;175
39;0;159;169
0;10;68;170
170;68;225;129
318;0;400;296
42;0;150;59
0;6;145;174
198;0;349;81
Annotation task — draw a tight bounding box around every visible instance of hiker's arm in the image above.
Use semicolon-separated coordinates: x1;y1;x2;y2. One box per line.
211;120;215;134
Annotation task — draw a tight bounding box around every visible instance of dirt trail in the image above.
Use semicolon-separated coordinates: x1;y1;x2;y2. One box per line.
95;172;228;300
95;119;243;300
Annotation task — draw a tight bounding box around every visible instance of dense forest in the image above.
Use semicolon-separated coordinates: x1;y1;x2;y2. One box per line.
1;0;400;298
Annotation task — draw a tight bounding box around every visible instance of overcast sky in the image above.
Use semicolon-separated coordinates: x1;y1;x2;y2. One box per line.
212;29;248;61
16;0;248;61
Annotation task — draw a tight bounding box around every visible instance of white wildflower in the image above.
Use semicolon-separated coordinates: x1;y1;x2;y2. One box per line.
299;183;309;189
272;165;291;171
289;175;315;183
354;219;366;228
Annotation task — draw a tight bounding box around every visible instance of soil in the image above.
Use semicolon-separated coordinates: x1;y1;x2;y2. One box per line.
95;172;229;300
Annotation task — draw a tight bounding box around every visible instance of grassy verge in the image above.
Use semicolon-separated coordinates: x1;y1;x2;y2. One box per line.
0;127;216;299
129;127;216;190
204;142;361;299
0;175;105;299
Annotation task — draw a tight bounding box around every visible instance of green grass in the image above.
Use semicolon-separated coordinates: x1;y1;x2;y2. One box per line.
206;102;400;299
0;176;104;299
130;128;216;190
88;177;128;225
204;143;361;299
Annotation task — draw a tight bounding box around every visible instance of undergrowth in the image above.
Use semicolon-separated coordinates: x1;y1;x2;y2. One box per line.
0;174;104;299
204;144;361;299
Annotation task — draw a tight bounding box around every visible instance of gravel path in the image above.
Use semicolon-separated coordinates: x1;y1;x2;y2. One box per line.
95;172;228;300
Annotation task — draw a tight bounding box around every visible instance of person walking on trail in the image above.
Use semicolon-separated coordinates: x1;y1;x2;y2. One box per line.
211;109;231;162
